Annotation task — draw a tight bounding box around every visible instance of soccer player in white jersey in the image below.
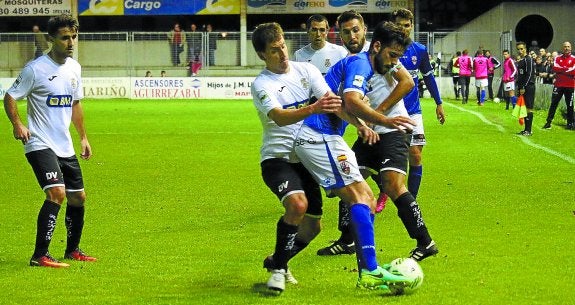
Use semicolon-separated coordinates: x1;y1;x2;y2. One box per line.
251;22;343;293
294;14;348;75
3;15;96;268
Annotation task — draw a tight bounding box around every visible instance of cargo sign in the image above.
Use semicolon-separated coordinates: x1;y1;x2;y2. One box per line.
78;0;239;16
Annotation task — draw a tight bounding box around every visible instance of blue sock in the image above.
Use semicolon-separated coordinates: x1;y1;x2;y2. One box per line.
408;165;423;199
511;96;517;107
480;89;486;103
350;204;378;271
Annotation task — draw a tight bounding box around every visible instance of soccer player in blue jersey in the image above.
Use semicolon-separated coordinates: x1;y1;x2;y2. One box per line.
391;8;445;201
295;20;417;290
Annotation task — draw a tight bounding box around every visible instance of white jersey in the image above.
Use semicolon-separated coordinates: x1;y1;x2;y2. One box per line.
366;66;411;134
294;42;347;74
252;61;330;163
7;55;83;157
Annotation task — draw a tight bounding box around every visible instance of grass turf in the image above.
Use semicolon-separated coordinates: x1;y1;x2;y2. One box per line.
0;98;574;305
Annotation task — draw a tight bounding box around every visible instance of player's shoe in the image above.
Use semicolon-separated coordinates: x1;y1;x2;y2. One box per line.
517;130;532;136
542;122;551;129
64;248;98;262
30;253;70;268
356;266;414;290
317;240;355;256
263;255;298;284
266;269;286;293
375;193;388;213
409;241;439;261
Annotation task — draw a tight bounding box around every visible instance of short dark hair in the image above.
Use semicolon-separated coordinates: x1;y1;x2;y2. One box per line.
252;22;284;53
307;14;328;30
369;21;411;52
337;10;364;28
47;14;78;37
391;8;414;23
516;41;527;48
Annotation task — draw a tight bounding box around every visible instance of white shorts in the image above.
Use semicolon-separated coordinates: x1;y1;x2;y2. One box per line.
475;78;488;88
294;124;364;190
504;81;515;91
409;113;426;146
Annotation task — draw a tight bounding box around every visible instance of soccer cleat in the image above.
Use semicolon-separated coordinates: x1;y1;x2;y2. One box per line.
356;266;414;290
317;240;355;256
410;241;439;261
266;269;286;293
263;255;298;284
375;193;388;213
64;248;97;262
517;130;532;136
30;253;70;268
542;122;551;129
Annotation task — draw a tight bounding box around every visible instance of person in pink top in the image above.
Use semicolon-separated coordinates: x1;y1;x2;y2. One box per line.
502;49;518;110
473;50;489;105
456;49;472;104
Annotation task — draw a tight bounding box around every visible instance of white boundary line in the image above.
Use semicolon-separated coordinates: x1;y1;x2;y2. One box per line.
444;102;575;165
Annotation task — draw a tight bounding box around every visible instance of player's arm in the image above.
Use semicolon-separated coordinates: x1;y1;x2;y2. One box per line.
71;100;92;160
3;93;31;144
374;65;414;114
268;92;341;126
419;50;445;124
343;91;415;132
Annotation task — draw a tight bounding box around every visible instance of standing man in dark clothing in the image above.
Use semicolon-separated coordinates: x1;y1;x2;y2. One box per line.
543;41;575;130
516;41;537;136
484;50;501;101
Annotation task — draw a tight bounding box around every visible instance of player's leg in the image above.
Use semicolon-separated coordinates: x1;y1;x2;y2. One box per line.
522;84;536;134
544;87;562;128
25;149;70;268
407;115;425;199
488;74;494;100
59;155;97;261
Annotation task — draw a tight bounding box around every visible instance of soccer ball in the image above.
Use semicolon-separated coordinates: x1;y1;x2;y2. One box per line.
387;257;424;294
494;97;501;103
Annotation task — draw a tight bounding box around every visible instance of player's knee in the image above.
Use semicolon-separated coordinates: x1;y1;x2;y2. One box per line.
45;187;66;204
67;191;86;207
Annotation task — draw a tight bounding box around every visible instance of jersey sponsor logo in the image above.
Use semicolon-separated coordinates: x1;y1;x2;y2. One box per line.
48;75;58;81
283;99;309;110
278;86;286;92
352;75;365;87
324;59;331;68
300;78;309;90
46;95;73;107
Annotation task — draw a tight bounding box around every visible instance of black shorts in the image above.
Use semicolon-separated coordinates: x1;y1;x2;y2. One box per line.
352;132;409;175
25;149;84;192
523;83;536;109
261;158;322;217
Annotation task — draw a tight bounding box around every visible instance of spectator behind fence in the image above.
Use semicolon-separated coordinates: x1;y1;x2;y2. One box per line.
543;41;575;130
167;23;185;66
205;24;217;66
186;23;202;65
32;25;49;59
145;70;152;77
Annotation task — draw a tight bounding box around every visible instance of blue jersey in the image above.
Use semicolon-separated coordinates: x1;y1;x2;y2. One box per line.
303;52;373;136
400;42;442;115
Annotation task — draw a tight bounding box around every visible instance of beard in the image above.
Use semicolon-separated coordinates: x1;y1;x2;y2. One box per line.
345;37;366;54
373;53;395;75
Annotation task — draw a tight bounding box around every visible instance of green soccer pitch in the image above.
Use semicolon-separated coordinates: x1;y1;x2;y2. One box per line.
0;98;574;305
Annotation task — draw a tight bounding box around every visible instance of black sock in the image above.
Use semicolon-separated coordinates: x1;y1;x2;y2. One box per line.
337;200;354;244
65;205;85;253
289;239;309;260
525;112;534;132
393;192;432;248
272;218;298;270
34;200;61;258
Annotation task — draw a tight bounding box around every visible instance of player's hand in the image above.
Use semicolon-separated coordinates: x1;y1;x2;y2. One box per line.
357;125;379;145
436;104;446;125
80;139;92;160
12;123;30;144
382;116;416;133
312;92;342;114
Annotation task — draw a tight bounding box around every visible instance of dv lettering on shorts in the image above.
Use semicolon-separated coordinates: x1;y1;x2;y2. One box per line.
46;95;73;107
278;181;289;193
46;171;58;181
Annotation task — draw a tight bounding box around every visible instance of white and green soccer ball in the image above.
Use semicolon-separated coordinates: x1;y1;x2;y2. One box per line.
494;97;501;103
387;257;424;295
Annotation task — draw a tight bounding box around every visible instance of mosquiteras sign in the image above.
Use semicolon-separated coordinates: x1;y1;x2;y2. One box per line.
78;0;239;15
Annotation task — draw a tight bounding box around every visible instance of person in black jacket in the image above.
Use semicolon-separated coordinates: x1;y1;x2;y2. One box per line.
515;41;537;136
